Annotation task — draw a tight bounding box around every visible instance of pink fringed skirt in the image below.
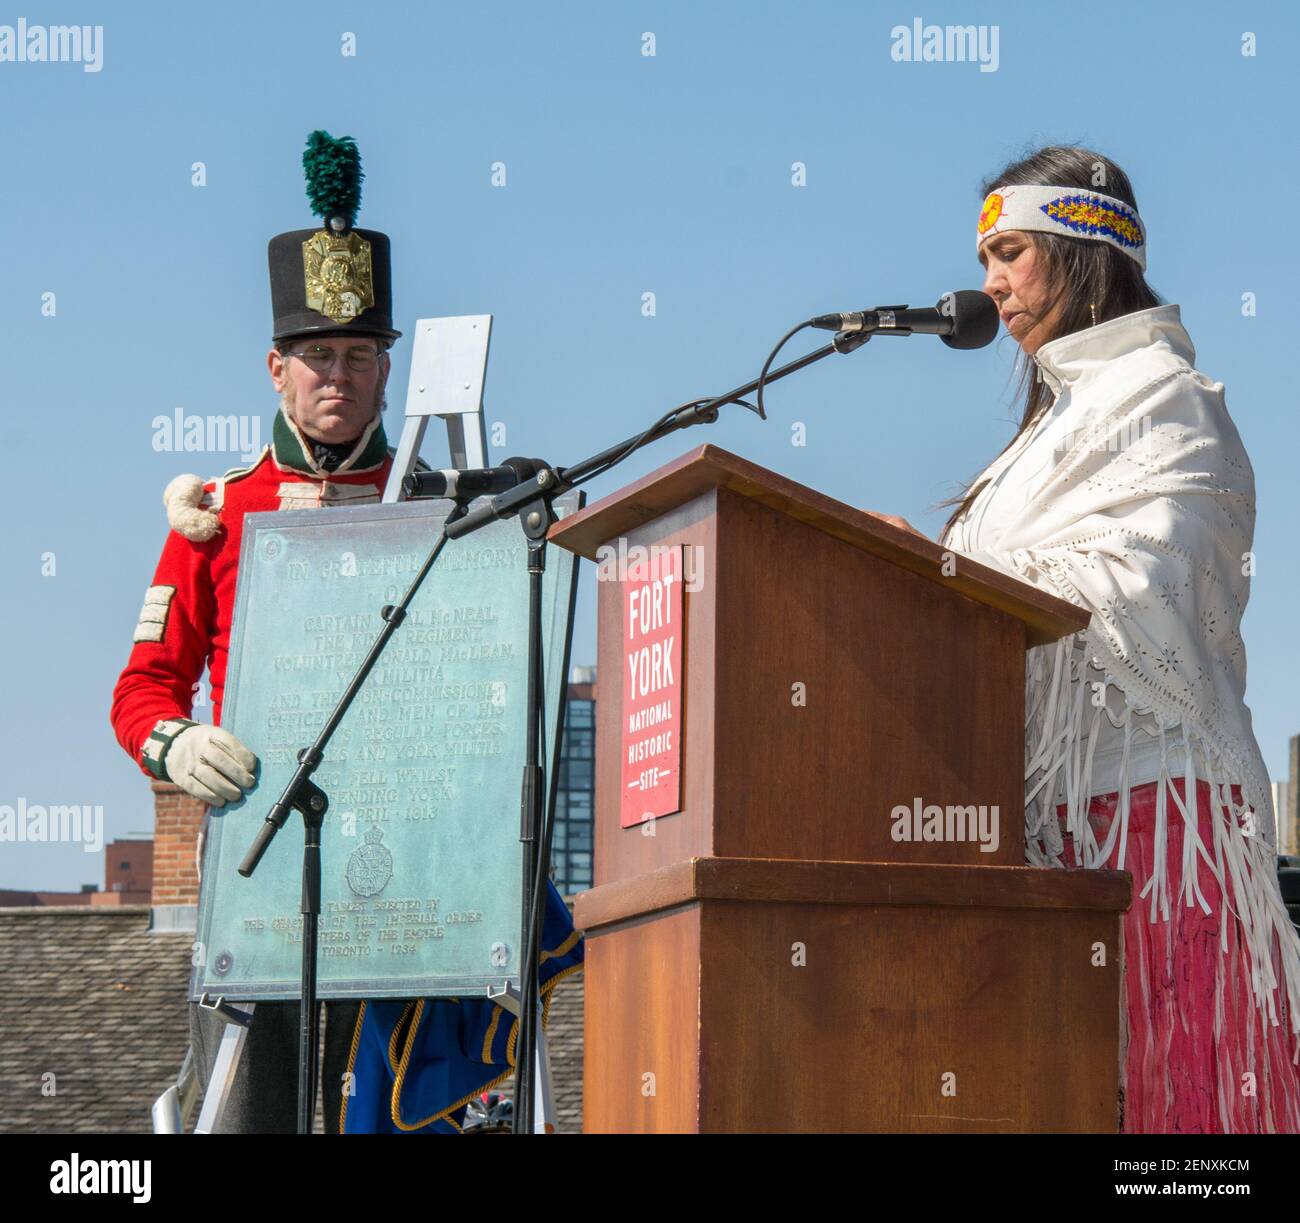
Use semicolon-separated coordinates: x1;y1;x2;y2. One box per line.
1055;777;1300;1133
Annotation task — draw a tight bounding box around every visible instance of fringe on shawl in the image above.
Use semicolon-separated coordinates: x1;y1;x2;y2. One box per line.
1023;633;1300;1067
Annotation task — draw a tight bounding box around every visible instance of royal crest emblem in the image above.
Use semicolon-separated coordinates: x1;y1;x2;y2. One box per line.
302;228;375;324
345;824;394;898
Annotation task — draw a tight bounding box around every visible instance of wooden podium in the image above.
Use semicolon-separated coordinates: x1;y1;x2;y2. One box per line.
548;445;1130;1133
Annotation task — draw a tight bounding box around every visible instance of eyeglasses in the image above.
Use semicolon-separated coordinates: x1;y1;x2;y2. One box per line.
285;344;384;373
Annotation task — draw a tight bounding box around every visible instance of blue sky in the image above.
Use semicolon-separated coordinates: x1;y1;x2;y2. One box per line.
2;0;1297;889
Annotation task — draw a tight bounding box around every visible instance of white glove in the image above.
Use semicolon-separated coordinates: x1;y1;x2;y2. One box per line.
165;724;259;808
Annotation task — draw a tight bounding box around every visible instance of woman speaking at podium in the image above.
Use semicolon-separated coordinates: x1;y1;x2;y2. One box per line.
931;145;1300;1133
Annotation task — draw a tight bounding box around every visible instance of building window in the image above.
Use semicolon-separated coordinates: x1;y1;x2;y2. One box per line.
553;690;595;894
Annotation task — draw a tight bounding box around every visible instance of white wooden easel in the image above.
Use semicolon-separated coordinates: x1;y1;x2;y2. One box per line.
383;314;493;499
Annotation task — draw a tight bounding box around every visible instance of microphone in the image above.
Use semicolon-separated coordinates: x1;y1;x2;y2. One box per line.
811;290;999;350
402;456;542;501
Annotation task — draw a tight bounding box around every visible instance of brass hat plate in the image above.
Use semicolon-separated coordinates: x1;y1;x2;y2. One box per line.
302;229;375;324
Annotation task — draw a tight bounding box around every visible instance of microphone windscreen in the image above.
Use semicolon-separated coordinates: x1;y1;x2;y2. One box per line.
942;290;1000;350
500;456;542;482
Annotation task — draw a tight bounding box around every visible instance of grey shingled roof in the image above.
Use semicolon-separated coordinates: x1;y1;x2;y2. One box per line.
0;905;586;1133
544;968;584;1133
0;906;192;1134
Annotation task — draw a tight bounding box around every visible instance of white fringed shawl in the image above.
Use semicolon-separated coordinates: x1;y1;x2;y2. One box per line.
946;304;1300;1047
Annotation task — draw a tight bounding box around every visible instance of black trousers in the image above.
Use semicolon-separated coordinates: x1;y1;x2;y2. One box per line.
188;998;363;1134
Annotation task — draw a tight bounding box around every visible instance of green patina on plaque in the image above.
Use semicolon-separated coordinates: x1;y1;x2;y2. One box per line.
190;493;580;1001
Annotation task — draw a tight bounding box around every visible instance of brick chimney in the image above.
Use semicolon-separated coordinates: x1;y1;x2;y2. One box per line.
150;780;205;931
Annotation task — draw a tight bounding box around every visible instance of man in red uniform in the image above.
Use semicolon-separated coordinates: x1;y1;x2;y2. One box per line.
110;131;408;1131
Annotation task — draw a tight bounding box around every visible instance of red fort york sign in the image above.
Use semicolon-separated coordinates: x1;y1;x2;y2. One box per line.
619;545;683;827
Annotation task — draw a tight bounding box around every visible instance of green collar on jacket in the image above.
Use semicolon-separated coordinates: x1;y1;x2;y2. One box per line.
272;406;389;476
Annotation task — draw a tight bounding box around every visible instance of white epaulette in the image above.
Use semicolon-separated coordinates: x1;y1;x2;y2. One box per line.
163;445;270;541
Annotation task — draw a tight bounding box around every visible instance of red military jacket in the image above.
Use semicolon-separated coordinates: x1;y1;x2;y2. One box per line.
111;407;406;778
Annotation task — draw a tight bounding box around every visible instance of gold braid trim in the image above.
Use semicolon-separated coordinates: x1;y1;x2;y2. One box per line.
338;1000;368;1135
390;962;584;1133
388;998;428;1131
387;1001;416;1075
391;999;497;1133
480;1005;504;1065
541;960;583;1027
539;928;581;964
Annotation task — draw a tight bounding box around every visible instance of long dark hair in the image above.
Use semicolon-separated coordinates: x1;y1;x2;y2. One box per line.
936;145;1163;544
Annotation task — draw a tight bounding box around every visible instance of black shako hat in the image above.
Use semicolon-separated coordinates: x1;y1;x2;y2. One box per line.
268;130;401;346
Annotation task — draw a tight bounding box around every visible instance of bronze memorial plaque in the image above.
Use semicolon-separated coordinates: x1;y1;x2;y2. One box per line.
190;493;581;1001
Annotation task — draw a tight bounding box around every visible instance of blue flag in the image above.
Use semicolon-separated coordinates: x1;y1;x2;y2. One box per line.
338;879;583;1133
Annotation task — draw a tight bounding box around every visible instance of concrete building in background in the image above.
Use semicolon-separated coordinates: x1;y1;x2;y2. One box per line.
1274;782;1292;856
1281;733;1300;857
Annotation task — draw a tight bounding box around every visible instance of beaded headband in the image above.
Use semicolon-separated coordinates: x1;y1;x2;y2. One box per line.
977;184;1147;271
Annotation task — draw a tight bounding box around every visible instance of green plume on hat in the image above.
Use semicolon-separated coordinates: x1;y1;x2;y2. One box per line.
302;130;365;229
